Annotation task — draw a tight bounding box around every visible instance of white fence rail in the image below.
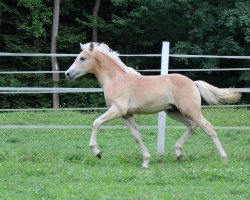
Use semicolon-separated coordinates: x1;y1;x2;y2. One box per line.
0;87;248;94
1;52;250;59
1;42;250;155
0;87;103;94
0;68;250;74
0;124;249;131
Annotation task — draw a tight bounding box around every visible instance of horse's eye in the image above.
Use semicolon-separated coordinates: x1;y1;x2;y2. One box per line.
80;57;85;61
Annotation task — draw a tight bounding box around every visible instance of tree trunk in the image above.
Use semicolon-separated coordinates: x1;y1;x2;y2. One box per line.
0;9;2;36
51;0;60;108
92;0;101;42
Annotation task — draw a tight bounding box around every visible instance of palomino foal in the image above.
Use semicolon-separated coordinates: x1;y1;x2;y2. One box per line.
65;42;241;168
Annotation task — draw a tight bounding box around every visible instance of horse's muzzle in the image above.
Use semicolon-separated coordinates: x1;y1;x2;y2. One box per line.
65;70;75;81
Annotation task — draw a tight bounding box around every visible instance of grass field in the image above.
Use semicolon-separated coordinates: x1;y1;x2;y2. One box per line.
0;108;249;199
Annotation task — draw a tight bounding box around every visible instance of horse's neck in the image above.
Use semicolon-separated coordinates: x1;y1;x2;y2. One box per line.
94;60;124;89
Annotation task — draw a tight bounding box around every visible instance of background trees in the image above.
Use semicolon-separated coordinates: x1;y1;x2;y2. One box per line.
0;0;249;108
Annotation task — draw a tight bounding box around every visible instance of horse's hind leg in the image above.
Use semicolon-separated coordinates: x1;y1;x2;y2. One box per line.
191;114;227;160
123;115;150;169
166;110;197;160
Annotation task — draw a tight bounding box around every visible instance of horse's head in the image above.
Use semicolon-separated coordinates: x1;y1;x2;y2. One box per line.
65;42;97;81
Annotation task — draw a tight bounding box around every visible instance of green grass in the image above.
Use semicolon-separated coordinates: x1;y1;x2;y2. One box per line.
0;108;249;199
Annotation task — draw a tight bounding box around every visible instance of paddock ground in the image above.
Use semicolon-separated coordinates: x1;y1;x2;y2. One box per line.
0;108;249;199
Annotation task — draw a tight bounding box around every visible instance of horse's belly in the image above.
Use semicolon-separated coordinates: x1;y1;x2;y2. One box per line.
127;101;172;115
126;90;174;114
127;107;165;115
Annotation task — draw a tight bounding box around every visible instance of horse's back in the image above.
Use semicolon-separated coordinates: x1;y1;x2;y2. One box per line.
123;73;200;115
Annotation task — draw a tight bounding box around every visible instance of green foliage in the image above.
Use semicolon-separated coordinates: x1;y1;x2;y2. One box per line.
0;0;249;109
171;1;249;57
17;0;51;38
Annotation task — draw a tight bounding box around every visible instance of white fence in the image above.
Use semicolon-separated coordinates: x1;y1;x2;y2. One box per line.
0;41;250;154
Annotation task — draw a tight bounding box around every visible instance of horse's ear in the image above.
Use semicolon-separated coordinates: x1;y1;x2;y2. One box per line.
80;43;85;50
89;42;94;51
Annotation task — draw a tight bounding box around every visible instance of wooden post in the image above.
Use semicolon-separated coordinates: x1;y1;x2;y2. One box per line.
157;42;169;155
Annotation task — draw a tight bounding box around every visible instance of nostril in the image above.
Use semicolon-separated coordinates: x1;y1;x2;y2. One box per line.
66;72;70;77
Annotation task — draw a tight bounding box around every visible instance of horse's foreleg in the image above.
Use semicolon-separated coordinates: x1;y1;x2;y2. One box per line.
90;106;121;159
123;116;150;169
166;111;197;160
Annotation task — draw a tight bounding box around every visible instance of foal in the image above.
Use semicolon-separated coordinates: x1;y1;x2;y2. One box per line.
65;42;241;168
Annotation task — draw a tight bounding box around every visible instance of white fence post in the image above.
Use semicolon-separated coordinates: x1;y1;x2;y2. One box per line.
157;41;170;155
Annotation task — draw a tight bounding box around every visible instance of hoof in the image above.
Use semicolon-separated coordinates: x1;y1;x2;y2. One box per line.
96;152;102;159
177;154;183;161
222;157;227;164
141;164;149;169
141;159;150;169
221;153;227;163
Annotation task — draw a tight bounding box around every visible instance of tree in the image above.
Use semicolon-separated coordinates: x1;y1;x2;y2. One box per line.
0;0;52;109
92;0;101;42
51;0;60;108
169;1;250;88
0;7;2;34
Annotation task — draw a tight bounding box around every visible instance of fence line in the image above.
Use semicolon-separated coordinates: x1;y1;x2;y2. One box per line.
0;108;107;112
1;52;250;59
0;124;249;130
0;87;103;94
0;104;249;112
139;68;250;72
170;54;250;59
0;87;248;94
0;67;249;74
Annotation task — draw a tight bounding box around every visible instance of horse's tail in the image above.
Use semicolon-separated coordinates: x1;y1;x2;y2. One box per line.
195;80;241;105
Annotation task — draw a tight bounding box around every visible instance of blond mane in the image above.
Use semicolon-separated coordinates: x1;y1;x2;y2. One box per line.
80;42;141;75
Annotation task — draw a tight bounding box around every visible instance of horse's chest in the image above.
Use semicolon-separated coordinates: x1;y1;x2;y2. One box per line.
103;85;124;104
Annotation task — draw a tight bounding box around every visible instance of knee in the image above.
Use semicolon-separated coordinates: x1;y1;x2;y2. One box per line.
144;152;150;160
92;120;100;130
188;122;197;132
175;143;182;150
187;126;196;133
208;124;215;132
206;124;217;137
